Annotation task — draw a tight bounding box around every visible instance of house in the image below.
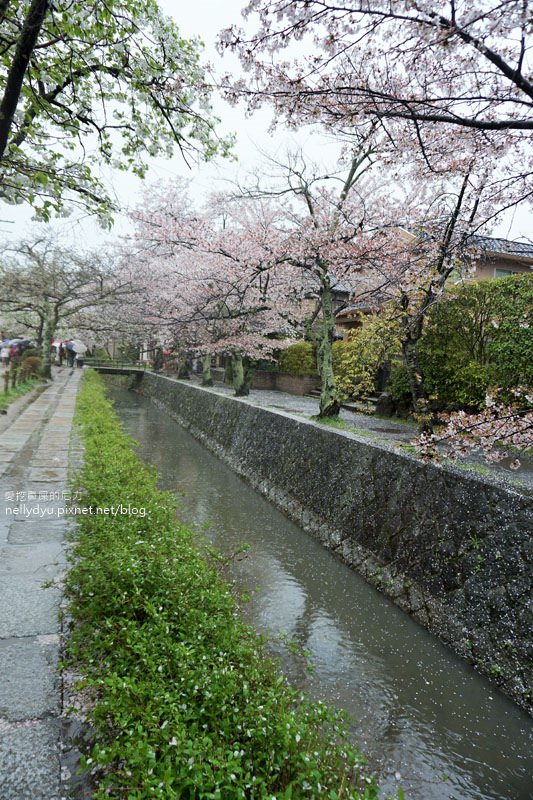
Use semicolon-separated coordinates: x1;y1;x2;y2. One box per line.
334;232;533;337
397;228;533;281
334;302;373;335
466;235;533;280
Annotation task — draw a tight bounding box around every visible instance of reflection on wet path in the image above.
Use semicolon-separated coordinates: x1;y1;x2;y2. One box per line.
110;386;533;800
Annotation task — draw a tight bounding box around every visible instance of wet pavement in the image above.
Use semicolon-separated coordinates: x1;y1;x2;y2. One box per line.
0;368;82;800
182;376;533;493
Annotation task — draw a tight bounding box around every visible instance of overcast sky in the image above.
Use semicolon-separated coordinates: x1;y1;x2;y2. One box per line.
0;0;530;245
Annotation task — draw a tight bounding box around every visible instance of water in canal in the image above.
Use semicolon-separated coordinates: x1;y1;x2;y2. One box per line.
109;385;533;800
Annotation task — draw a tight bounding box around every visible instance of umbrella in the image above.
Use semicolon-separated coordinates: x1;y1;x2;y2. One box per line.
65;339;87;354
9;338;34;349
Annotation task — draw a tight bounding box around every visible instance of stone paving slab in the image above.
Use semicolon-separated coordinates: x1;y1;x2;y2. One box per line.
0;541;66;581
0;718;62;800
37;425;70;431
27;467;70;482
0;637;60;721
8;421;42;432
8;519;69;544
8;505;70;522
0;368;82;797
0;582;62;638
0;519;10;544
0;435;31;446
28;456;66;467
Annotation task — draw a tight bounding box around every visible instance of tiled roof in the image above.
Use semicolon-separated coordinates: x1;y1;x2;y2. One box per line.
336;303;372;316
401;226;533;261
469;235;533;259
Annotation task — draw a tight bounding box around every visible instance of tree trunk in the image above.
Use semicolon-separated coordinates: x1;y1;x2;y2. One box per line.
153;347;163;371
401;333;432;431
201;353;213;386
317;281;340;417
232;351;251;396
41;313;55;380
0;0;50;161
35;315;44;347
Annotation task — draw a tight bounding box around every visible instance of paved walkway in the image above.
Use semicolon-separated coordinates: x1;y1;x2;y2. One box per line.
0;368;82;800
185;376;533;493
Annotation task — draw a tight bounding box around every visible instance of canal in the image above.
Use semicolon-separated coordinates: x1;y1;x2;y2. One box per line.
109;384;533;800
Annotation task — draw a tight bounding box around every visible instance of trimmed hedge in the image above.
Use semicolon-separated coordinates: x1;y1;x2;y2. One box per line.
418;274;533;409
278;342;317;376
65;371;379;800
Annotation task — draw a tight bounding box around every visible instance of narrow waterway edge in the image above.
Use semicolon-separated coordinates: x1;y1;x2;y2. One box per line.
124;371;532;714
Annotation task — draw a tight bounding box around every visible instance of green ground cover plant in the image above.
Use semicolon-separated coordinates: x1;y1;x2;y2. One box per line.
65;370;380;799
310;416;374;438
0;377;40;412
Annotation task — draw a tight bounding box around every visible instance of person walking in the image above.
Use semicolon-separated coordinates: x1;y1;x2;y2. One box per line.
66;343;76;368
1;339;10;366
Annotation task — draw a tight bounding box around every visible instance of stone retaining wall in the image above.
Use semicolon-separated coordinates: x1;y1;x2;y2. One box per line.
134;373;532;713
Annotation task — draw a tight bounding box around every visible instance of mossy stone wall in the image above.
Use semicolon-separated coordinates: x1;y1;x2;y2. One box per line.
136;373;532;714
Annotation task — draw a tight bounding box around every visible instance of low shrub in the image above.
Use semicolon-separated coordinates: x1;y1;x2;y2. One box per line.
332;317;401;400
65;371;378;800
0;376;40;411
418;274;533;410
20;355;42;377
278;341;317;376
387;364;411;402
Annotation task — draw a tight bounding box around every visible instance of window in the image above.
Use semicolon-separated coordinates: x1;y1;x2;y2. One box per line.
494;268;517;278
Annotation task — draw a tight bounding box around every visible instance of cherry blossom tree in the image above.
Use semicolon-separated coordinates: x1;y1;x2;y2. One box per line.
219;0;532;424
230;141;406;415
220;1;532;260
221;1;532;133
221;1;531;201
126;182;304;395
0;232;135;377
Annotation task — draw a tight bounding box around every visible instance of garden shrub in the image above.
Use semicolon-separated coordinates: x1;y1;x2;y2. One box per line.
20;355;42;377
91;347;112;362
278;341;317;376
418;274;533;410
66;371;378;800
21;347;41;359
387;364;412;410
332;316;401;400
